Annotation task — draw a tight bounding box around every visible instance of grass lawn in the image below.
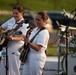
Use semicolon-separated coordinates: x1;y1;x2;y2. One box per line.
0;14;12;21
46;45;58;56
0;0;76;21
0;0;76;11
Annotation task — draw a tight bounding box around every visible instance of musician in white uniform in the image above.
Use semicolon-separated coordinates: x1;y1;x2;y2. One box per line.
20;12;49;75
0;5;29;75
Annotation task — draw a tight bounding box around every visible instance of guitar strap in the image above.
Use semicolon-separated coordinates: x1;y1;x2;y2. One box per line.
24;27;46;49
30;27;46;43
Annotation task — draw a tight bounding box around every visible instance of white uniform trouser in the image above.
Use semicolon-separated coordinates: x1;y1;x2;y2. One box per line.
7;42;22;75
8;53;21;75
22;52;46;75
0;61;6;75
0;54;21;75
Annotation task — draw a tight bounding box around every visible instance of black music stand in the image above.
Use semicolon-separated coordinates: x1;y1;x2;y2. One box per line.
61;12;76;75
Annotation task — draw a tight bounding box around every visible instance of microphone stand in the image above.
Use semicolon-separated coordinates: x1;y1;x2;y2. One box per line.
1;39;9;75
57;29;65;75
56;20;65;75
62;12;76;75
56;20;63;75
3;37;9;75
57;31;63;75
6;43;8;75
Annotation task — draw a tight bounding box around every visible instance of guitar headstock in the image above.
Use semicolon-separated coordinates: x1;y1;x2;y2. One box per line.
0;26;7;34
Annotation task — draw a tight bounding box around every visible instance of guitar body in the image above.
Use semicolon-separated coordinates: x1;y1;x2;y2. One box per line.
20;48;30;63
0;38;9;51
0;21;24;51
20;44;30;63
0;28;9;51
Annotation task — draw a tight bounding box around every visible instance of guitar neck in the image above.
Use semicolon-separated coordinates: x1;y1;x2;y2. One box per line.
13;20;24;32
9;23;23;35
13;24;22;32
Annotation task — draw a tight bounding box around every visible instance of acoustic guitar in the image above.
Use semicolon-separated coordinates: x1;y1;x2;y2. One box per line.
0;20;24;51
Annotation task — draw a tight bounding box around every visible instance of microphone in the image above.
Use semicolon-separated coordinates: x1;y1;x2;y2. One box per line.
71;8;76;13
56;20;66;37
56;20;61;36
56;20;61;29
63;9;66;15
62;9;68;18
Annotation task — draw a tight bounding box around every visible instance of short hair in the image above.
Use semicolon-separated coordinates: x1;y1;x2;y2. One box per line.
37;12;48;21
13;5;24;13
